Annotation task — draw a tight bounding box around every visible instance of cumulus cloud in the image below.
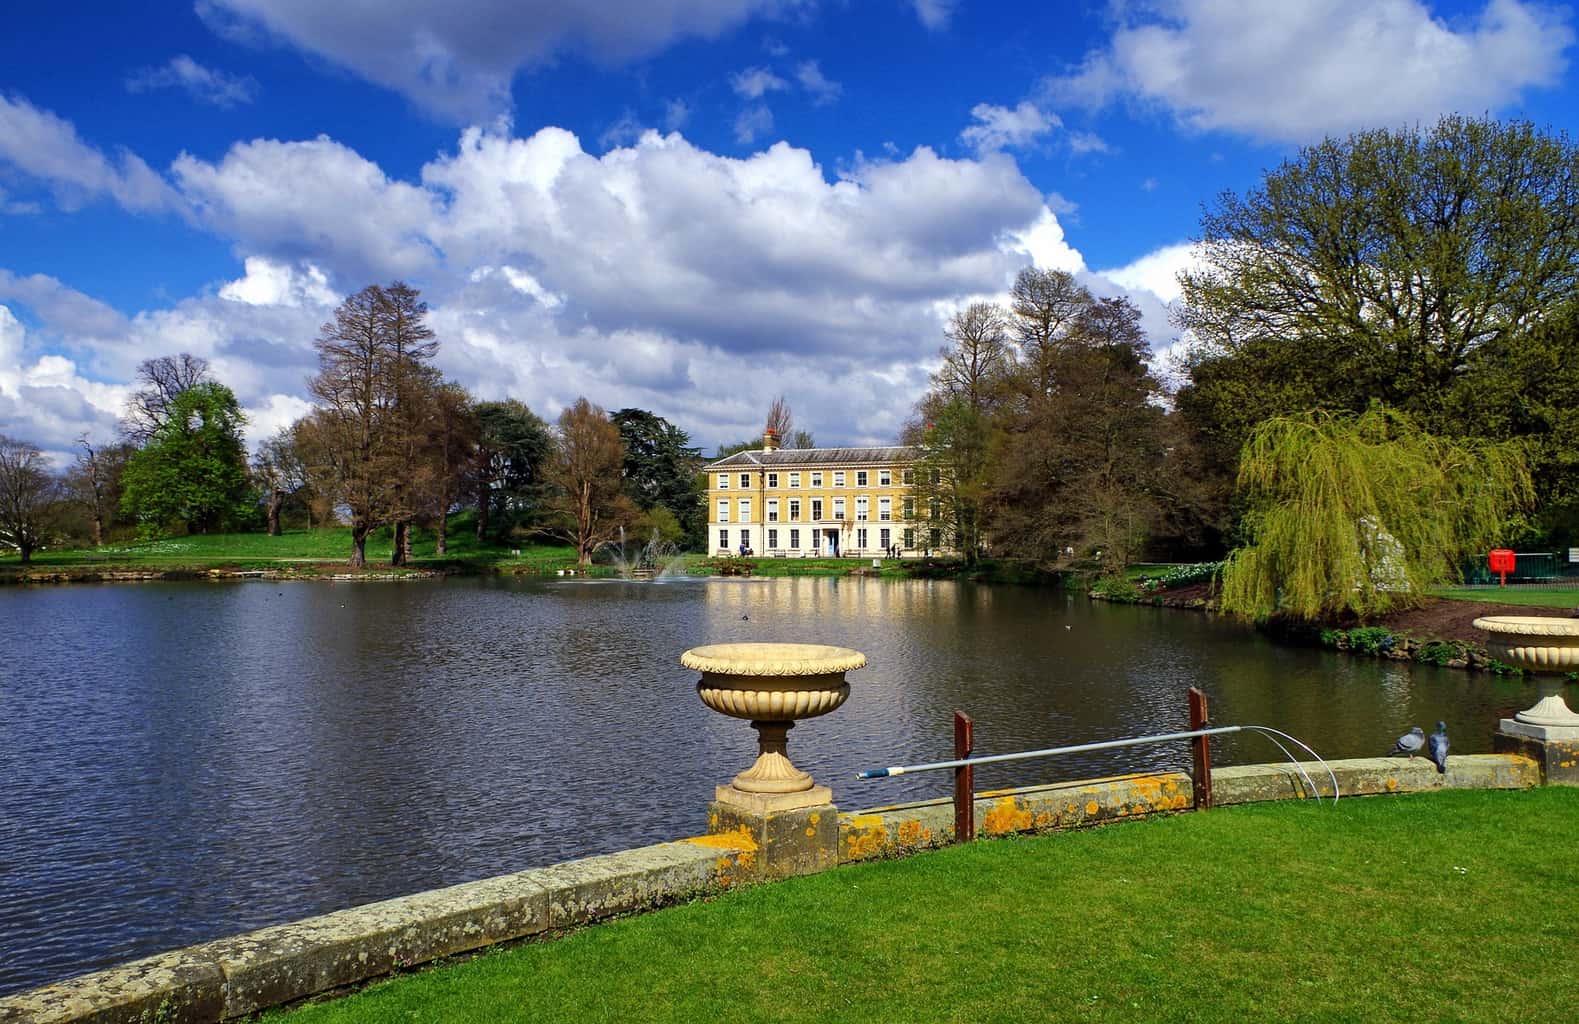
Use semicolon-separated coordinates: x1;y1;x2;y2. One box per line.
0;105;1189;451
0;95;177;212
1098;241;1199;305
960;101;1059;155
731;66;790;99
199;0;810;121
1043;0;1574;143
126;55;260;108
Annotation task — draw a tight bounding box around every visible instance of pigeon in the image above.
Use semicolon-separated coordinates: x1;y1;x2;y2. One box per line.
1387;726;1425;759
1427;721;1449;774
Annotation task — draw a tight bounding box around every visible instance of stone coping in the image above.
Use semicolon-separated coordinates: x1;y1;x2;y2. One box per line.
0;754;1539;1023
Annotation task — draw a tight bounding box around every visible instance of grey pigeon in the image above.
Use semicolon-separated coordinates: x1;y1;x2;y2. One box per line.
1388;726;1425;759
1427;721;1449;774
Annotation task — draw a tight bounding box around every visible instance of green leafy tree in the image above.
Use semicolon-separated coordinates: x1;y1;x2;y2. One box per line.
1219;405;1532;622
612;408;704;549
473;400;554;542
1178;115;1579;457
120;382;253;535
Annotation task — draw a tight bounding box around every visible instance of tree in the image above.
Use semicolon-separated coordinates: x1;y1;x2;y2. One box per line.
1009;267;1089;397
1177;115;1579;451
119;382;253;534
473;400;554;543
0;435;58;563
121;353;213;444
612;408;703;549
251;427;314;536
1218;406;1532;622
309;282;438;567
547;398;637;566
66;435;132;547
935;302;1012;413
422;382;477;556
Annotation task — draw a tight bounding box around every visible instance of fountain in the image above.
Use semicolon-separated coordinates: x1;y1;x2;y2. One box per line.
1474;614;1579;784
602;527;689;581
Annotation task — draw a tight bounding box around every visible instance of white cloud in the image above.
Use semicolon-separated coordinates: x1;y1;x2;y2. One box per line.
663;99;691;131
0;95;177;213
910;0;956;31
218;257;338;308
1098;241;1199;305
0;308;131;457
795;61;842;105
730;66;790;99
960;101;1059;155
126;55;260;108
734;104;774;143
201;0;811;121
1044;0;1573;143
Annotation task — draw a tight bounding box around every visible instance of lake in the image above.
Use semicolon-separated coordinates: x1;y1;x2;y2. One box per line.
0;575;1547;994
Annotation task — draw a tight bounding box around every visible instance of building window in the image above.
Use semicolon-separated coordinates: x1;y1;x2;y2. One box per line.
789;472;800;487
767;473;778;488
903;497;915;519
902;469;914;484
718;473;729;489
767;499;779;522
811;498;823;520
833;471;845;487
740;473;751;489
879;469;891;486
929;499;940;521
929;528;942;548
810;472;822;487
904;528;915;548
719;529;729;549
790;528;800;548
880;528;891;550
833;498;846;520
879;497;891;521
788;499;801;520
717;499;730;523
740;529;752;550
856;470;868;486
857;528;868;549
855;497;869;521
768;528;779;549
739;498;752;521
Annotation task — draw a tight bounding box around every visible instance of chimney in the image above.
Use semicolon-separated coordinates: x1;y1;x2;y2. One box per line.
762;428;780;452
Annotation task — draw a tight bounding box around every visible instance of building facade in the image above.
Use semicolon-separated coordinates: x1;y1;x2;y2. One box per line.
704;431;943;558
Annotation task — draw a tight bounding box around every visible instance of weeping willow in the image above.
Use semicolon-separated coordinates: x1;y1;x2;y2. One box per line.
1218;405;1533;621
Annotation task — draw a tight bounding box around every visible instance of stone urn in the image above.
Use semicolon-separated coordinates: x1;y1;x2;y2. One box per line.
682;642;865;810
1474;615;1579;783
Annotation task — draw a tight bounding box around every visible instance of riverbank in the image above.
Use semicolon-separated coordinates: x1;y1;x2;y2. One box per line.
276;786;1576;1023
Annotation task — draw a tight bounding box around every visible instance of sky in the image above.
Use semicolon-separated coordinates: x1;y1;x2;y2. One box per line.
2;0;1577;462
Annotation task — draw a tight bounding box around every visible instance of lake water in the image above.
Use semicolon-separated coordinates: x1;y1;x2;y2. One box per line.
0;575;1552;994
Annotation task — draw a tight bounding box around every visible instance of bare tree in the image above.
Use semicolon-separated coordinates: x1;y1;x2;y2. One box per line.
1010;267;1092;396
252;427;314;536
66;434;131;546
381;283;440;565
0;435;59;564
935;303;1012;414
764;395;793;446
121;354;212;444
547;398;635;566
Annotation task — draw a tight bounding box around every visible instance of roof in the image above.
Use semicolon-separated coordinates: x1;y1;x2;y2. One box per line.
705;445;919;470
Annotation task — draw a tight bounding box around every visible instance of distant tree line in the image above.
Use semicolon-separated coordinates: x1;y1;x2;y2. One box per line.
0;283;705;567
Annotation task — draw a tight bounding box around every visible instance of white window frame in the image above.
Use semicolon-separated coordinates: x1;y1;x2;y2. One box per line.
790;528;801;549
767;473;778;488
857;527;868;549
880;527;891;549
811;498;823;520
717;499;730;523
789;472;800;488
719;529;729;549
879;469;891;486
856;470;868;486
902;469;914;484
879;497;892;521
810;472;823;487
739;498;752;521
833;497;846;520
718;473;729;489
788;498;801;521
855;497;869;522
767;528;779;549
767;499;779;523
833;471;846;487
739;473;751;489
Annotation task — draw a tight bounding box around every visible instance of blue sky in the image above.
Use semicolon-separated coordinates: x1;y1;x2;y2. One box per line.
2;0;1576;459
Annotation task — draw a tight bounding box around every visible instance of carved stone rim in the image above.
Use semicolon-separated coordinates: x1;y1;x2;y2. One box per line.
680;642;867;677
1472;615;1579;638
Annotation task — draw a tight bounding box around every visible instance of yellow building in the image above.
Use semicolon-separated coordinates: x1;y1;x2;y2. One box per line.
704;430;942;558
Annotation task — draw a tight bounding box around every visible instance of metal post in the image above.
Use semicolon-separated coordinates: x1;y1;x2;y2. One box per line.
954;711;974;842
1188;687;1213;810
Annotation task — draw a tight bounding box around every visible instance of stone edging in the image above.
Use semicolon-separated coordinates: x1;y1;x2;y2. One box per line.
0;754;1537;1023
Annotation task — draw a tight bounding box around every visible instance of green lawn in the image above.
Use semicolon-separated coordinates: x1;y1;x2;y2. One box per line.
1431;586;1579;608
279;788;1579;1024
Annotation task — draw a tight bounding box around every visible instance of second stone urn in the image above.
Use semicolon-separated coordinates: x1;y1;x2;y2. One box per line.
683;642;866;811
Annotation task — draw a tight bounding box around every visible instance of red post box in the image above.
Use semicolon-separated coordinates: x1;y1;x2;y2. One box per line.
1488;548;1515;587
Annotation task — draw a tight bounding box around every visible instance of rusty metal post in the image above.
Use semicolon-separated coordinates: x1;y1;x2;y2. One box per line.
1188;687;1213;810
954;711;974;842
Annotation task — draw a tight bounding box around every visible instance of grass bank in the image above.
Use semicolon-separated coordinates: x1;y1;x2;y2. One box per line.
278;788;1579;1024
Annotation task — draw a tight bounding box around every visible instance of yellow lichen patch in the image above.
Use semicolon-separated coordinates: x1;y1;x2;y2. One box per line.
982;797;1033;836
840;818;891;861
686;826;759;853
1085;800;1100;816
1033;810;1055;829
1065;803;1078;815
1386;777;1399;791
808;812;821;825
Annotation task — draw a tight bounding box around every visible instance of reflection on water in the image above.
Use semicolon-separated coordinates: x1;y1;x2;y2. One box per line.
0;576;1553;994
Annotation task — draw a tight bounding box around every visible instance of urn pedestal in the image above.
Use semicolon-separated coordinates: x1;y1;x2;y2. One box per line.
683;642;865;878
1474;616;1579;785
